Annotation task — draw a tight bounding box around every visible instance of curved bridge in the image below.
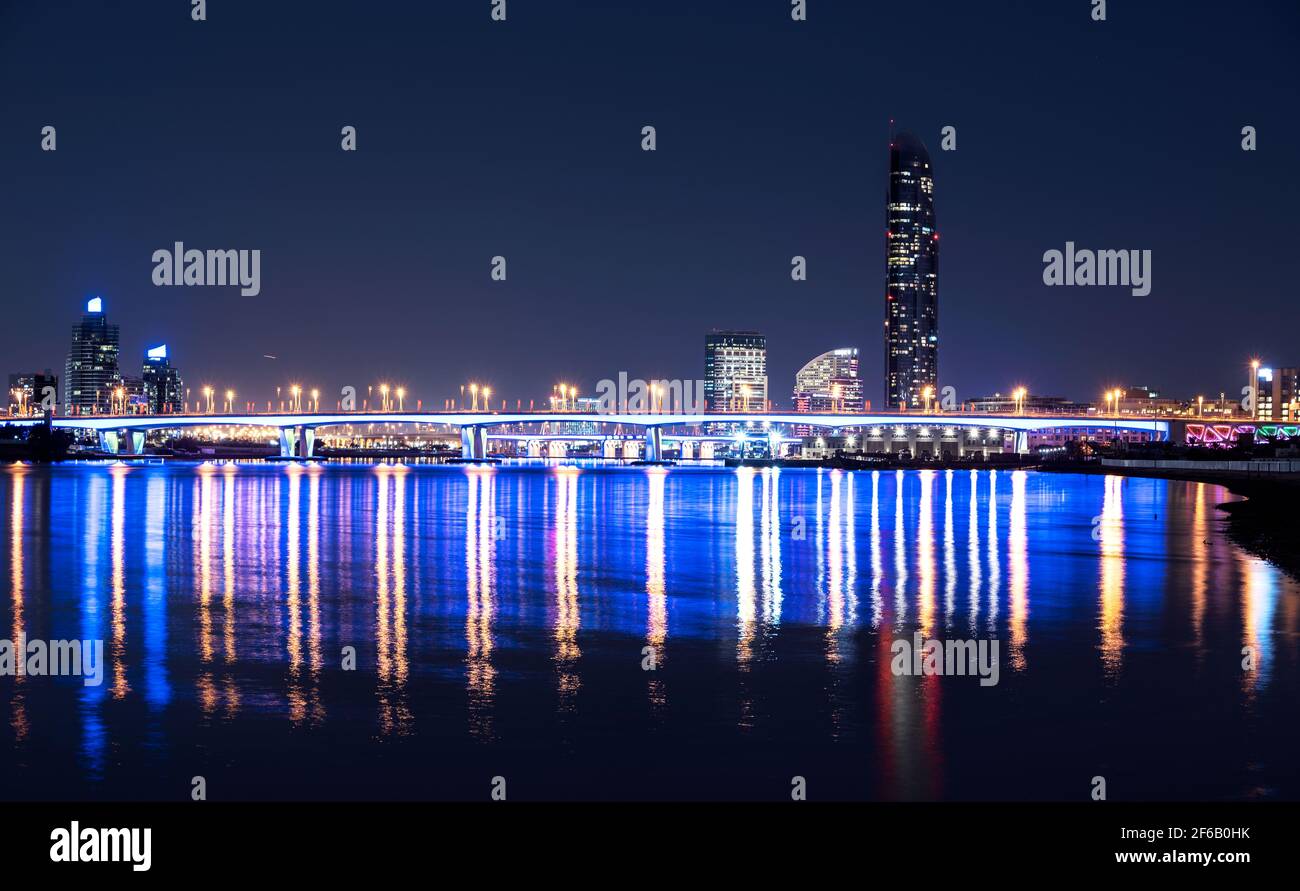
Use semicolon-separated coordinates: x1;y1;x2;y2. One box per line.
5;411;1170;460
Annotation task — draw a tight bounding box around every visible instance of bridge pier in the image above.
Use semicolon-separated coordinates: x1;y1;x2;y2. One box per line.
279;428;294;458
643;426;663;462
766;427;782;459
460;425;489;461
98;431;119;455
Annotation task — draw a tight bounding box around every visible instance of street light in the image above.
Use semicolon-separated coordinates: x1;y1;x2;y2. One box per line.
922;385;935;414
203;386;214;414
1197;395;1204;419
1248;359;1258;421
225;389;235;413
395;387;404;412
311;389;320;412
482;387;491;412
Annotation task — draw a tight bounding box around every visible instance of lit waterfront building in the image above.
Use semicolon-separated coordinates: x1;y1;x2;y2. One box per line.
64;297;121;414
704;330;767;412
7;370;59;416
965;394;1092;415
1113;385;1187;417
884;129;939;411
1253;365;1298;422
141;344;185;414
792;348;865;414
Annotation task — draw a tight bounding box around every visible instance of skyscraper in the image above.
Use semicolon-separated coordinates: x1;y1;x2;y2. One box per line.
884;129;939;410
64;297;121;414
142;344;185;414
704;331;767;412
792;348;865;414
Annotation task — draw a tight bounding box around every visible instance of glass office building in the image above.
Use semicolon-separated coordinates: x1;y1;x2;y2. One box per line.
884;130;939;410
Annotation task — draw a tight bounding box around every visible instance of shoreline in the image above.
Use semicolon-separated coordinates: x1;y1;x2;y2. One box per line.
1039;461;1300;581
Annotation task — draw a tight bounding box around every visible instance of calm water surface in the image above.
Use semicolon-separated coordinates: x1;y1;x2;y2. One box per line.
1;462;1297;800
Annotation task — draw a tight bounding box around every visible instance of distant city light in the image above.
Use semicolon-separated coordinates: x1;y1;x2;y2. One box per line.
86;297;103;313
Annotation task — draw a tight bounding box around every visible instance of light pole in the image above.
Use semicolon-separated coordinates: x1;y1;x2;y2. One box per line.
225;390;234;413
483;387;492;412
470;383;479;412
203;386;214;414
1249;359;1260;420
1197;395;1204;419
395;387;404;412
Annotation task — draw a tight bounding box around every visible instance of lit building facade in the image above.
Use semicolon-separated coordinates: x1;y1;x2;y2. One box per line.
704;331;767;412
1255;366;1298;421
7;370;59;416
884;129;939;410
965;394;1092;415
64;297;121;414
792;348;865;414
142;344;185;414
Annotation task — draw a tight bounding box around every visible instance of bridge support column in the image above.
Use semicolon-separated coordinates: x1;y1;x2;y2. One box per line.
679;441;694;460
766;427;782;459
603;438;618;459
644;426;663;462
1014;431;1029;455
460;425;489;461
120;430;145;455
299;426;316;459
99;431;120;455
528;439;542;458
279;428;294;458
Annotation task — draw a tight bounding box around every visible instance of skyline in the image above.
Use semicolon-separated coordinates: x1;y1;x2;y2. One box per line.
3;2;1298;409
10;291;1294;417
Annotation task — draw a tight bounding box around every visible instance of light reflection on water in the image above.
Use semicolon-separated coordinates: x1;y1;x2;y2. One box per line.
1;462;1297;801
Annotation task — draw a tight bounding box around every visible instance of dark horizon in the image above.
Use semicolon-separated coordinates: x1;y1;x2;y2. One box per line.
2;0;1297;410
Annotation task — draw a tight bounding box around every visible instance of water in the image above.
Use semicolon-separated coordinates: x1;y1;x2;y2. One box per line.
0;461;1296;801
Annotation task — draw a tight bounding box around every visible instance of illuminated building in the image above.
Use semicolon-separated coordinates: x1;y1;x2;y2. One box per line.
7;370;59;416
704;331;767;412
64;297;121;414
142;344;185;414
885;129;939;411
965;394;1091;415
1255;366;1298;422
792;348;865;415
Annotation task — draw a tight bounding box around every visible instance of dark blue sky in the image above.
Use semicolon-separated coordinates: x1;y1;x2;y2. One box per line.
2;0;1296;409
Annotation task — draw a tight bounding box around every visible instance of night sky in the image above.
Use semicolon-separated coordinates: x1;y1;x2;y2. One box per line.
2;0;1296;410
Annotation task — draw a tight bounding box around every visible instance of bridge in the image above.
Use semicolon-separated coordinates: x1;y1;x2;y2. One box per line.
4;411;1172;460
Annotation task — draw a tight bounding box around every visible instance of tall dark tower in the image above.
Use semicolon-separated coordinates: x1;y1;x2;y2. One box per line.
64;297;121;414
884;129;938;410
